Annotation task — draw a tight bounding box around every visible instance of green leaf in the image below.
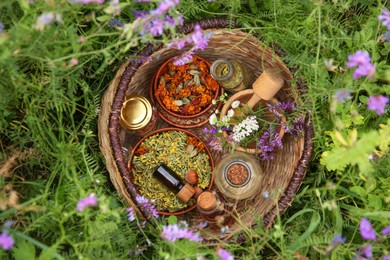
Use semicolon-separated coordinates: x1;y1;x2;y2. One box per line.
367;194;382;210
350;186;367;198
96;15;111;22
286;209;321;251
12;239;36;260
168;215;177;225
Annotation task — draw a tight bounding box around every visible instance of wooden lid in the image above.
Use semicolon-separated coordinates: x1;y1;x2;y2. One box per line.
176;183;195;203
197;191;217;211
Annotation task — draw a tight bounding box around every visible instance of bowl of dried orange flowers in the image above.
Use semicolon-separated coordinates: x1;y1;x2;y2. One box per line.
128;127;214;215
151;55;223;128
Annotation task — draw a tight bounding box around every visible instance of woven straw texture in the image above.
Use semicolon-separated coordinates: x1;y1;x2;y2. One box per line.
98;18;314;242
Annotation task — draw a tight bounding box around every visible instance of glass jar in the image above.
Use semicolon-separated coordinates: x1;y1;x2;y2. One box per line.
120;94;158;136
210;59;250;93
196;190;227;224
214;151;263;200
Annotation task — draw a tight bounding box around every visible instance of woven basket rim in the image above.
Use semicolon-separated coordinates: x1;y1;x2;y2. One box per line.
98;18;314;234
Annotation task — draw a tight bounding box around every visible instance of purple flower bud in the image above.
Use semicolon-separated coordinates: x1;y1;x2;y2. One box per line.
77;194;98;212
0;232;14;251
367;95;389;115
381;224;390;236
378;8;390;30
359;218;377;241
217;248;234;260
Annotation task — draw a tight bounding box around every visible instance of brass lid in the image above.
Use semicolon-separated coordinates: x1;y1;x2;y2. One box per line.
120;94;152;130
197;191;217;211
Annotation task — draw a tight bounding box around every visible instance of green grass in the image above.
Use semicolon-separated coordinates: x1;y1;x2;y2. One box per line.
1;0;390;259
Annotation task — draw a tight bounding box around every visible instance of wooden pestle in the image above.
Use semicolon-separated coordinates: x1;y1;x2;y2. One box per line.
246;69;285;108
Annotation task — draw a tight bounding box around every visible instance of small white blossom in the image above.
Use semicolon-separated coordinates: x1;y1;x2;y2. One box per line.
33;12;62;31
212;99;217;105
227;109;234;118
221;115;230;123
232;116;259;142
215;109;220;115
209;114;217;125
231;100;240;109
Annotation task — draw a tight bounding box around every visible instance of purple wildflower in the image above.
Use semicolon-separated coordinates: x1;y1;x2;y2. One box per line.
71;0;104;4
0;232;14;250
277;101;296;112
347;51;372;68
160;224;202;242
367;95;389;115
359;218;377;241
132;9;148;18
77;194;98;212
358;244;373;258
0;22;4;33
191;24;209;51
285;117;305;137
257;128;283;160
378;8;390;30
382;31;390;43
151;0;180;16
332;234;346;245
217;248;234;260
353;63;376;79
127;207;136;222
33;12;63;31
346;51;376;79
209;126;218;134
135;195;159;218
208;136;222;151
384;254;390;260
149;19;164;36
381;224;390;235
173;51;194;66
335;89;352;103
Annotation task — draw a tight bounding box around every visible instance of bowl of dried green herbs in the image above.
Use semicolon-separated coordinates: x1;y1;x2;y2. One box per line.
128;128;214;215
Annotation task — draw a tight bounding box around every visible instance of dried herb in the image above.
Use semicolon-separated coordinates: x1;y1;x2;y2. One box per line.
155;57;219;115
131;131;212;212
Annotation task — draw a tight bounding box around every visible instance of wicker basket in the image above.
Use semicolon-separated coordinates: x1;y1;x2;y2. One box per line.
98;18;314;242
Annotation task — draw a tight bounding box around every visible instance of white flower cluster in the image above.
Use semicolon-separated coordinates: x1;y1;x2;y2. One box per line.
231;116;259;142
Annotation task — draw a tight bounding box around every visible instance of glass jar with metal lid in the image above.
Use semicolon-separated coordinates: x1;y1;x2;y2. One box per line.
210;59;250;93
120;94;158;136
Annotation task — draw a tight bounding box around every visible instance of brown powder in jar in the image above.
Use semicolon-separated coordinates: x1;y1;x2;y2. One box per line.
226;163;249;185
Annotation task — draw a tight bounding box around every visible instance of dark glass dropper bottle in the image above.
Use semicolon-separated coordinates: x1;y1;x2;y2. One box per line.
153;165;195;203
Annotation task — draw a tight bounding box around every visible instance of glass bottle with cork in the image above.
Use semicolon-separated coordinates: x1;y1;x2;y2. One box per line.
196;190;232;225
210;59;250;93
120;94;158;136
153;164;195;203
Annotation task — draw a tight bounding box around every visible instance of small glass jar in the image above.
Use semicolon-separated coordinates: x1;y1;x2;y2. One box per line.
120;94;158;136
196;191;227;223
214;151;263;200
210;59;250;93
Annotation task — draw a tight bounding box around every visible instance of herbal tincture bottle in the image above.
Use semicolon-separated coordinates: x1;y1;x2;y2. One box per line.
120;94;158;136
196;191;226;223
210;59;249;93
153;165;195;203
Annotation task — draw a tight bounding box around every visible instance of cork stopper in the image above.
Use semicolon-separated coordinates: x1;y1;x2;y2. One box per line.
176;183;195;203
197;191;217;211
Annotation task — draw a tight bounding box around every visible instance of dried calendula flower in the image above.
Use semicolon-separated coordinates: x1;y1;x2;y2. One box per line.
155;57;219;115
131;131;212;212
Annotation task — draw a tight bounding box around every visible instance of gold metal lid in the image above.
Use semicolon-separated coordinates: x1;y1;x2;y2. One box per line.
120;94;152;130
